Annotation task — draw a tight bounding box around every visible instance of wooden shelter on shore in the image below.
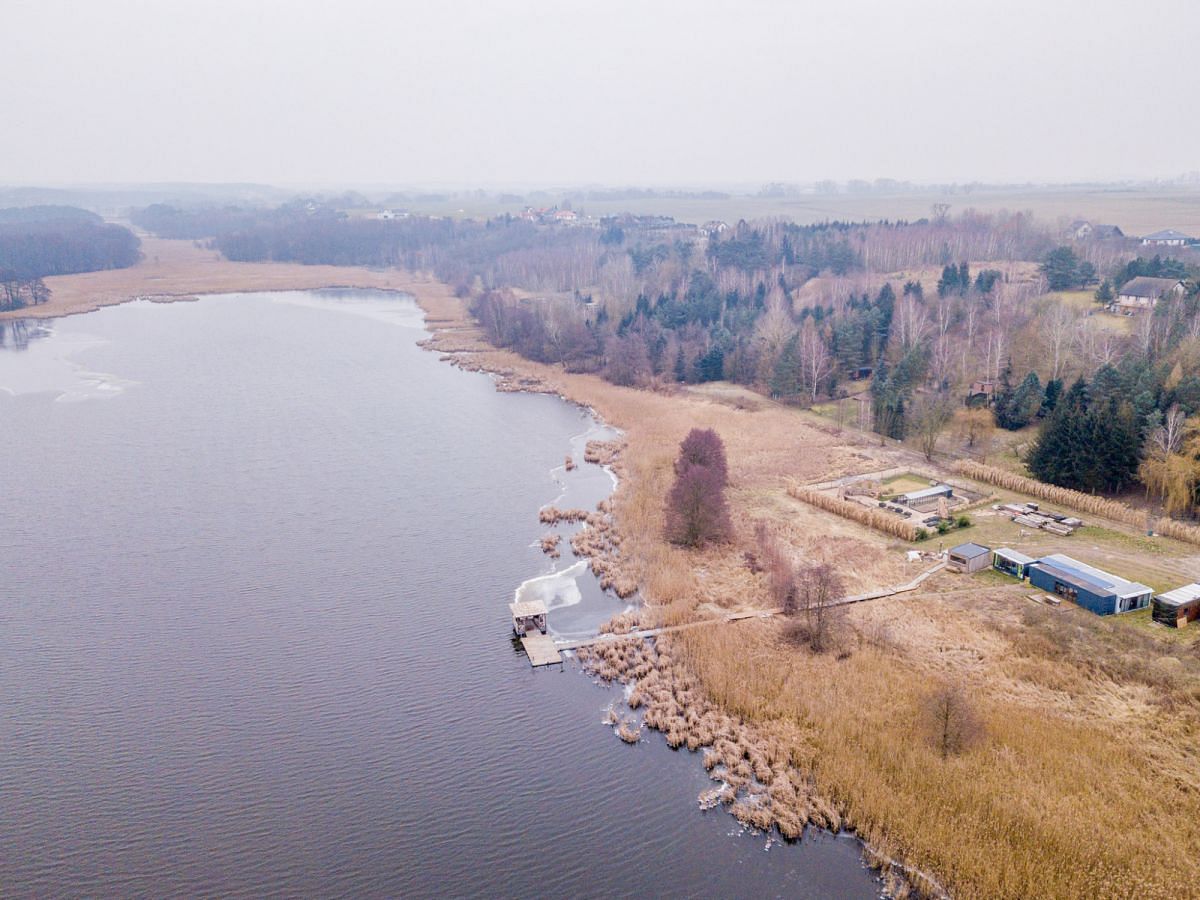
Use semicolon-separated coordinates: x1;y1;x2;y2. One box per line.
510;599;548;637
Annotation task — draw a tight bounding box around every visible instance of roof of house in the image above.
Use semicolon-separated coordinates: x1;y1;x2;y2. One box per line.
901;484;953;502
509;599;548;618
994;547;1036;564
1156;583;1200;608
950;542;991;559
1143;229;1192;241
1118;276;1184;298
1093;224;1124;238
1033;554;1152;599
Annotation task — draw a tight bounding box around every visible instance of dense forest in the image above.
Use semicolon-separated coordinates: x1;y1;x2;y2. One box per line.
133;201;1200;512
0;206;140;311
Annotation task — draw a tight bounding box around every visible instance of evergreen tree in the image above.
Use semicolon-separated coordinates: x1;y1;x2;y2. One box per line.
1028;379;1142;492
1041;245;1082;291
992;360;1016;427
1007;372;1044;428
1041;378;1063;416
771;333;801;399
937;265;957;297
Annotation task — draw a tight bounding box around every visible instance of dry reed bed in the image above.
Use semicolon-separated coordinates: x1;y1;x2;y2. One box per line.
952;459;1200;547
672;611;1200;900
787;482;922;541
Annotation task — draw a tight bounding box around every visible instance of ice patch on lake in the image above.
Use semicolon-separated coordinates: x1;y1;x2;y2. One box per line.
0;328;135;401
513;560;588;614
269;289;424;329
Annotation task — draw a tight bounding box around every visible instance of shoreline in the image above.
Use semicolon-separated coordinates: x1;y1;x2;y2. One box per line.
29;245;1197;896
406;285;921;896
0;236;452;322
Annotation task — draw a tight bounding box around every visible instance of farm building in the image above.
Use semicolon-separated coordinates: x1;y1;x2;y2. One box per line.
1115;277;1186;311
1141;229;1192;247
948;542;991;574
899;484;953;507
1152;584;1200;628
966;380;996;406
1027;554;1152;615
993;548;1035;579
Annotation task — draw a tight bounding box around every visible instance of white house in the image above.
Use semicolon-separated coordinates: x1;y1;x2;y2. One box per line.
1141;229;1192;247
1116;276;1186;311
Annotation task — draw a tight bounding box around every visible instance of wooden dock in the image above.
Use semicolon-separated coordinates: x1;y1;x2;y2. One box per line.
520;631;564;667
511;560;948;668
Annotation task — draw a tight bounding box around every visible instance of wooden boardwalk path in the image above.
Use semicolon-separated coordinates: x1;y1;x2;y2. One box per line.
518;560;949;667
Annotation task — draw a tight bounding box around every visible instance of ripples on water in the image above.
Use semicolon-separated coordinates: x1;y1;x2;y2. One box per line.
0;291;876;898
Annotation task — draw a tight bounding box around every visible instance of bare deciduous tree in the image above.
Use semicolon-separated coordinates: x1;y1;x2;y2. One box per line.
912;393;956;461
783;562;845;654
922;683;984;760
1041;300;1076;381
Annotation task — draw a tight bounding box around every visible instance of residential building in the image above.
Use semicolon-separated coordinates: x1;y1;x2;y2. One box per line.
1026;554;1152;615
1115;276;1186;311
1141;229;1192;247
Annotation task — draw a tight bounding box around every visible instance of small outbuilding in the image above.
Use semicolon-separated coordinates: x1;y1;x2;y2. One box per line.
900;484;954;507
948;542;992;574
993;547;1036;580
1152;584;1200;628
510;599;548;636
1027;554;1152;615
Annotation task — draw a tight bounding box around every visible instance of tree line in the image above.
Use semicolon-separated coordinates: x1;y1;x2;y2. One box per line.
0;206;141;311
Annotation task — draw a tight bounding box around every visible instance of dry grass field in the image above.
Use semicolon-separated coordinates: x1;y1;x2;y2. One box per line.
31;243;1200;897
403;186;1200;238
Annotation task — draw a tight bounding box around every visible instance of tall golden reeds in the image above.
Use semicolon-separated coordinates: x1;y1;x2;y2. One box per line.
952;459;1200;547
787;482;923;541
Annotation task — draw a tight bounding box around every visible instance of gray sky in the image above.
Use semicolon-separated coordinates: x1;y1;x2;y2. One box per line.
5;0;1198;187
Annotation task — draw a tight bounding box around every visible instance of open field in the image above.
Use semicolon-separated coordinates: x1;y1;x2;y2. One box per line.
30;242;1200;897
390;185;1200;237
1050;290;1133;333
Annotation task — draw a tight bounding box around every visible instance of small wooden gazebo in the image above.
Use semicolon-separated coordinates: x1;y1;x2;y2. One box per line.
509;599;548;637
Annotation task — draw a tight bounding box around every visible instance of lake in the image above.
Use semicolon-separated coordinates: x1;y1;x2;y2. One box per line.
0;290;876;897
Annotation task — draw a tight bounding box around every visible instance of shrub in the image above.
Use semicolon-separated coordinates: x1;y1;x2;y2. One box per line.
676;428;729;487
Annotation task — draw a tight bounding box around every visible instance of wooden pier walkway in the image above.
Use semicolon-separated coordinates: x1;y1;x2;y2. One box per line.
516;560;948;668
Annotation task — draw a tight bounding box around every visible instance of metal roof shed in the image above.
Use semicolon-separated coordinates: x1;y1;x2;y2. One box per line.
993;547;1035;580
948;542;991;573
1153;584;1200;628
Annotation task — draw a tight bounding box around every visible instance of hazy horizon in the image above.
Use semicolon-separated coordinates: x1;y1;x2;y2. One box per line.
5;0;1199;187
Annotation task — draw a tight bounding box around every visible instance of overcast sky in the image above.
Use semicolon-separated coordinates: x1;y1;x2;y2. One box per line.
5;0;1197;188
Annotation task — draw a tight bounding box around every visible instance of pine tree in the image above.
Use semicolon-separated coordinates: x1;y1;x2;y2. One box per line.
771;334;801;400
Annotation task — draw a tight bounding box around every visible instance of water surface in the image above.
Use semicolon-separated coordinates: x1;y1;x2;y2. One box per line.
0;290;876;897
